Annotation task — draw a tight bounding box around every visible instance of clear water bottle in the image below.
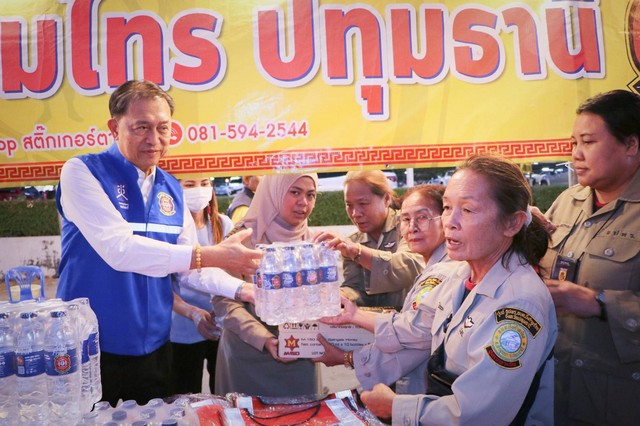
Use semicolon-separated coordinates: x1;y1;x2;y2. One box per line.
44;309;81;424
0;311;17;425
280;245;304;323
15;311;49;425
77;298;102;410
253;244;266;320
67;301;93;415
300;243;322;320
260;246;283;325
319;242;341;316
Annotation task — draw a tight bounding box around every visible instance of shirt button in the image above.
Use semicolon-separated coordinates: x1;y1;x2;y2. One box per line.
632;372;640;381
364;373;371;377
604;248;614;257
383;269;389;275
574;359;584;368
567;251;574;258
584;221;592;228
626;319;639;330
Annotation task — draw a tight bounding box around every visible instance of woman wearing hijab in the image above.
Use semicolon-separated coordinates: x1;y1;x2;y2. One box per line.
213;172;320;397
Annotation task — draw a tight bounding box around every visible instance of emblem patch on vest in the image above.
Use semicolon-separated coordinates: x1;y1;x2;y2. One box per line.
157;192;176;216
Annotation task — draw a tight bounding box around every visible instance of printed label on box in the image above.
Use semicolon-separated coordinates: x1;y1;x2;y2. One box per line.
278;321;374;358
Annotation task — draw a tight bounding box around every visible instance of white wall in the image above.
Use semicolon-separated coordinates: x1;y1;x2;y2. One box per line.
0;236;60;277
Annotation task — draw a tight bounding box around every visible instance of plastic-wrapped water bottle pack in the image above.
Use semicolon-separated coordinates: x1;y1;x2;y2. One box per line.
0;297;101;425
254;241;341;325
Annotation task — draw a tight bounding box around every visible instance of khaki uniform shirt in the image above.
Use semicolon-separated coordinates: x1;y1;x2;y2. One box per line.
540;170;640;425
379;257;557;426
355;244;451;395
342;208;425;310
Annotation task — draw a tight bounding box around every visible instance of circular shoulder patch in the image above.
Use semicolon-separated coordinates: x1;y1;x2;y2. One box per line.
487;321;528;368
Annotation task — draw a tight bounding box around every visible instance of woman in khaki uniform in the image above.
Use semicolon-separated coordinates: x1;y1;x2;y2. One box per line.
540;90;640;425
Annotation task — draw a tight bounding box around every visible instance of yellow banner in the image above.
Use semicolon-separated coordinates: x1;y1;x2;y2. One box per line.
1;0;639;187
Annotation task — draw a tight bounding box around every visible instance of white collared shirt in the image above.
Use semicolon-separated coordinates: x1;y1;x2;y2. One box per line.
59;156;242;299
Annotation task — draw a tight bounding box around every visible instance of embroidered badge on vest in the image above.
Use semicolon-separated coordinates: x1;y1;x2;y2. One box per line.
412;276;442;309
116;184;129;210
485;308;541;369
157;192;176;216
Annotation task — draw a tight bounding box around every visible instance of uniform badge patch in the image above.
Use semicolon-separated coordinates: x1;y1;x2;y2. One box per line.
493;308;541;337
485;321;528;369
157;192;176;216
411;276;442;309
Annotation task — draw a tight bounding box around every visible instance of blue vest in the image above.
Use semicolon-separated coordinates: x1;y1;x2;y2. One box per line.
56;144;184;356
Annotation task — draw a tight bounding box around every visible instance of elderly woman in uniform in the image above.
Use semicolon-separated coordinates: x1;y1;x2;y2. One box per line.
212;173;319;397
349;154;557;425
540;90;640;425
313;184;450;395
314;170;425;310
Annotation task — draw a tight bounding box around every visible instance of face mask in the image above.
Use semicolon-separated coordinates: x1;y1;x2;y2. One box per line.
184;187;212;212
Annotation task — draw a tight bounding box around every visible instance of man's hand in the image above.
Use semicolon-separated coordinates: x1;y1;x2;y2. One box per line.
361;383;396;421
545;278;600;317
311;334;344;366
202;228;262;276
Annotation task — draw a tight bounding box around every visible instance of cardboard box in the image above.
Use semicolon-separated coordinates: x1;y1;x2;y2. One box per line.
278;321;374;358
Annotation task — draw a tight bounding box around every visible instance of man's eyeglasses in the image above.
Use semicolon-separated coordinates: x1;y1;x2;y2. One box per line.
400;214;441;229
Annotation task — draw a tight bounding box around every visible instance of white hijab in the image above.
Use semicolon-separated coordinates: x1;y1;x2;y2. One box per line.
239;172;318;246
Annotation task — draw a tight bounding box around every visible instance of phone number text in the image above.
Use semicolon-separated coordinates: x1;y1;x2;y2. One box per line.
186;121;309;143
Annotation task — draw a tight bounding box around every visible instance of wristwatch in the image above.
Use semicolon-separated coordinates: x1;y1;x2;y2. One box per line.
595;290;607;321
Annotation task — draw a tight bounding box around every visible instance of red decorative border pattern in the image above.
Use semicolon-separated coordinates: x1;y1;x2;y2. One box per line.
0;139;571;185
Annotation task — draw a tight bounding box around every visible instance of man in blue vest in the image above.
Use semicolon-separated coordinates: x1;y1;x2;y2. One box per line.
56;80;261;406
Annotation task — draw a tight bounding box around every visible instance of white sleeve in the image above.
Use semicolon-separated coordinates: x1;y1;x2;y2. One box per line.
179;267;244;300
174;212;244;297
59;158;192;277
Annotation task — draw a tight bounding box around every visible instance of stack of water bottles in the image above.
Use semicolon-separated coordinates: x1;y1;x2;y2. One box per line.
254;241;341;325
0;297;102;425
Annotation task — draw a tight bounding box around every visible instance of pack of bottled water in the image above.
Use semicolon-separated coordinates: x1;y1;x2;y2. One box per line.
0;297;102;425
254;241;341;325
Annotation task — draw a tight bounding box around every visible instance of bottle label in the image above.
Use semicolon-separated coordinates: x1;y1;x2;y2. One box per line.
45;348;78;375
320;265;338;283
303;268;319;285
263;273;281;290
82;338;90;364
282;271;303;288
254;272;262;289
16;350;45;377
0;351;15;378
87;332;99;357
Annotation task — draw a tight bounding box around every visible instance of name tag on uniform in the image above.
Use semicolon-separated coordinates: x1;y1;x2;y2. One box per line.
551;255;578;282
